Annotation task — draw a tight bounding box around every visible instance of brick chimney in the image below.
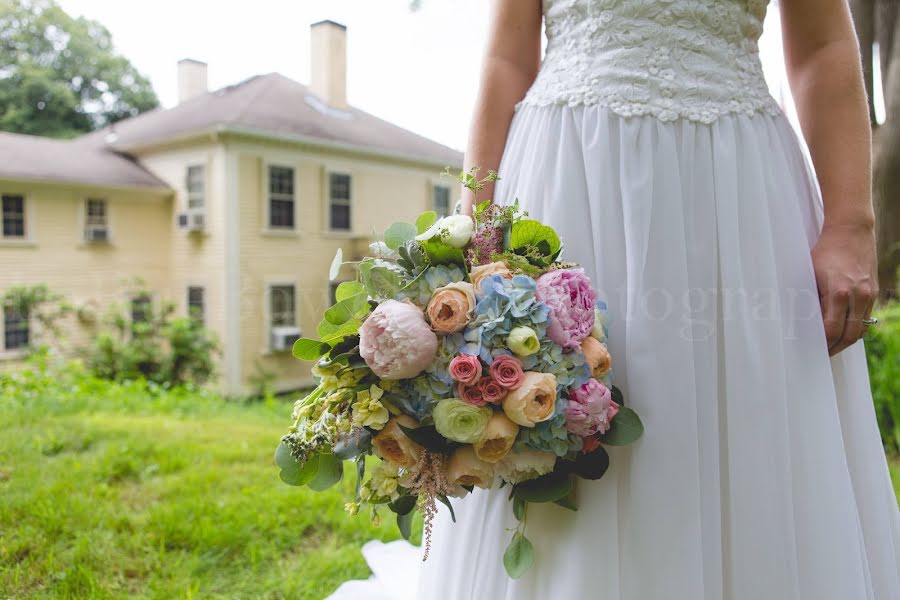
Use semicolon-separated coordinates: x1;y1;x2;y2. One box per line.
310;20;348;109
177;59;208;104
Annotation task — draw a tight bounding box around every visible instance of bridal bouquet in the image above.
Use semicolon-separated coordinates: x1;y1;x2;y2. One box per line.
275;169;643;578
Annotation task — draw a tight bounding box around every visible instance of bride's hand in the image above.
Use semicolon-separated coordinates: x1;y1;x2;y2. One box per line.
811;223;879;356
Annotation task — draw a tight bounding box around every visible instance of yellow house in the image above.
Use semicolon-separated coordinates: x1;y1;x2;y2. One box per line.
0;20;463;396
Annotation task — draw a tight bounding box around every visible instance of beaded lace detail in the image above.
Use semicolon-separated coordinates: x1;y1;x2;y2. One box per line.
519;0;782;123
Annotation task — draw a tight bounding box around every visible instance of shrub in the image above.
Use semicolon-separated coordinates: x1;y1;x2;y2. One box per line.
86;284;218;387
867;300;900;454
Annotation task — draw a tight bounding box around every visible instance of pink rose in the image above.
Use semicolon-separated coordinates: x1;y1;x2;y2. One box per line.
565;379;619;437
458;383;486;406
479;377;507;404
448;354;482;385
535;269;597;349
490;355;525;390
359;300;439;380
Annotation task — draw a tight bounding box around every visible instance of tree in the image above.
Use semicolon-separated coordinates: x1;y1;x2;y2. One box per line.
851;0;900;297
0;0;158;138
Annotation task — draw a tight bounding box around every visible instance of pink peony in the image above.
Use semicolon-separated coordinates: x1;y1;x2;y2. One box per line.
535;269;597;349
490;355;525;390
458;382;486;406
479;377;507;404
448;354;482;385
565;379;619;437
359;300;438;380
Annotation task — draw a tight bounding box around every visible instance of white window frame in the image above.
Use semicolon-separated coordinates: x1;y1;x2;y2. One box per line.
1;193;28;241
2;303;30;352
263;280;300;353
186;164;206;211
187;285;205;324
82;197;111;243
431;183;452;217
266;164;297;231
326;170;353;233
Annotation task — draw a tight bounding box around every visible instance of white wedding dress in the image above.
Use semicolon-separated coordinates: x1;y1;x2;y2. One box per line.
328;1;900;598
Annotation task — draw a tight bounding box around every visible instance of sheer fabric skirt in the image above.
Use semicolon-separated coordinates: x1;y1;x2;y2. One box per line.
329;104;900;600
416;105;900;600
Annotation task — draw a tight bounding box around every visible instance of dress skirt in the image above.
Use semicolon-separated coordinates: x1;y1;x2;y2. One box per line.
331;104;900;600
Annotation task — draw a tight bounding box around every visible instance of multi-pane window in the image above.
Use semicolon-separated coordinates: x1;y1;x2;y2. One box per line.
268;166;295;229
187;286;205;323
270;285;296;326
432;185;451;217
3;305;29;350
2;194;25;238
186;165;205;210
329;173;351;231
84;198;108;241
131;294;152;325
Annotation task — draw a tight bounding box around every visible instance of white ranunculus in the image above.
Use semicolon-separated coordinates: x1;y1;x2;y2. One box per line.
415;215;474;249
495;448;557;484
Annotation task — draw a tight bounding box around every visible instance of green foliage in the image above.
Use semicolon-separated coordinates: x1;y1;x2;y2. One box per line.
0;0;159;138
503;531;535;579
1;283;71;348
86;284;218;387
868;300;900;454
383;222;417;251
599;406;644;446
0;361;419;598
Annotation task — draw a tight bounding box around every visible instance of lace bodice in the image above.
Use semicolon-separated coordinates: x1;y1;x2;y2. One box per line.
519;0;782;123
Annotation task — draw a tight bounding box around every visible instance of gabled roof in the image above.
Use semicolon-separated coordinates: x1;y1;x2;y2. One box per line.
81;73;464;167
0;131;169;190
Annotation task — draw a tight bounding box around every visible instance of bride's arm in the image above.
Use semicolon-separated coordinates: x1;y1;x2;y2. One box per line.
780;0;878;355
460;0;542;215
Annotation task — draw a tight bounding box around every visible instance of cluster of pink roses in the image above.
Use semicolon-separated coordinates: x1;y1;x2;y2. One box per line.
449;354;525;407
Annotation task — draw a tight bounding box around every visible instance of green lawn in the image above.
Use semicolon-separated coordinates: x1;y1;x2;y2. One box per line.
1;363;898;599
0;365;414;599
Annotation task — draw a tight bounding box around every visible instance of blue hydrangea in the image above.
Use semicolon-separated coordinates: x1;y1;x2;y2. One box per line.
516;398;584;457
459;275;550;363
392;333;464;420
521;340;592;394
395;264;467;308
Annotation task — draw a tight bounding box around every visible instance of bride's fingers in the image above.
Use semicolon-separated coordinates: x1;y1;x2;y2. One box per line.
821;286;850;355
836;290;869;353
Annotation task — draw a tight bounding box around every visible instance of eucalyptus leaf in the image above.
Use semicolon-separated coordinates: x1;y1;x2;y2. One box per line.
274;441;297;471
611;385;624;406
512;496;527;521
397;510;414;540
324;293;369;326
384;222;418;251
292;338;327;361
333;428;373;460
415;211;438;234
599;406;644;446
513;470;573;503
318;318;362;345
335;281;366;303
573;445;610;480
503;532;535;579
280;453;319;487
329;248;344;281
307;453;343;491
389;495;417;516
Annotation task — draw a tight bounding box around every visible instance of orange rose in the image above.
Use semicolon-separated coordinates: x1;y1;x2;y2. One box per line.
447;446;494;489
372;415;423;468
502;372;557;427
426;282;476;334
581;336;612;378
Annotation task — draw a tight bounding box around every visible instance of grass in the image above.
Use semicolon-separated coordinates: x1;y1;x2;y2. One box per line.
0;363;417;600
0;360;898;599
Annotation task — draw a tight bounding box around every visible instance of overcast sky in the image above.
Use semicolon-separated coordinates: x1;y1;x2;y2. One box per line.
55;0;809;150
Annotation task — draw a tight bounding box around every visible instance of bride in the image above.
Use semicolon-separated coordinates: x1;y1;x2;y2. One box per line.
331;0;900;598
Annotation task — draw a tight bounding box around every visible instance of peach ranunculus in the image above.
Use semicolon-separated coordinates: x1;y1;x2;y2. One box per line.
474;412;519;463
372;415;423;468
581;336;612;378
469;261;513;292
495;448;557;484
426;282;476;334
446;445;495;489
502;371;558;427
